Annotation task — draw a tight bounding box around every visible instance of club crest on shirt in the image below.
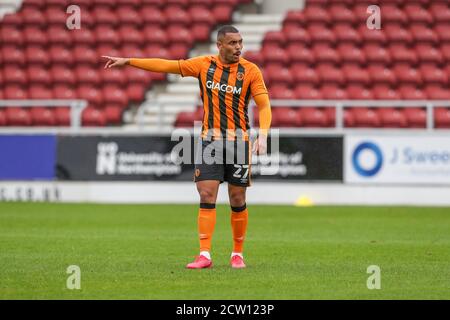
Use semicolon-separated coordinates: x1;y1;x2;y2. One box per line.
236;72;245;81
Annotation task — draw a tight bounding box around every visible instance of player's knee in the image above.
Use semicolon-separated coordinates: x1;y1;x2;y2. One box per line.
229;192;246;207
198;188;216;204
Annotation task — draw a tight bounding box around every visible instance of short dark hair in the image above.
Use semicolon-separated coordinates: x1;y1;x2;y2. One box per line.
217;25;240;41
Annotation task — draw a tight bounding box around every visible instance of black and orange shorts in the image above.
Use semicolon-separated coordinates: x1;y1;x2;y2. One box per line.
194;139;251;187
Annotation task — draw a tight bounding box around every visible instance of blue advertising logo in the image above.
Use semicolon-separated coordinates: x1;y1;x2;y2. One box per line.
352;142;383;177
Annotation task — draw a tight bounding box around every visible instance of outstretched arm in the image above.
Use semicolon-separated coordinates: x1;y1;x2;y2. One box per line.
102;56;181;74
252;93;272;155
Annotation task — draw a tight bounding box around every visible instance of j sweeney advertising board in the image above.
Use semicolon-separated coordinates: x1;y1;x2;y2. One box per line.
345;136;450;185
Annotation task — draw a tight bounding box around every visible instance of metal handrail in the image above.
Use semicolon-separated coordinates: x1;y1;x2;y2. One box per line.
0;100;88;129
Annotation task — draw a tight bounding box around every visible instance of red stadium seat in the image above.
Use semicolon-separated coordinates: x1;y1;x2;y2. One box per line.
47;26;72;46
49;46;74;66
28;86;53;99
21;7;46;26
338;44;366;66
26;46;50;66
169;43;190;59
404;4;433;25
333;25;361;45
45;7;68;26
411;25;438;44
140;7;166;26
430;4;450;24
100;68;126;86
164;5;191;26
343;66;370;85
92;7;118;26
3;66;27;85
303;6;330;25
287;44;314;66
381;5;408;25
73;46;98;65
346;85;374;100
373;85;401;100
351;108;381;128
4;85;28;99
389;44;419;65
0;110;7;126
53;85;76;100
143;26;168;45
285;27;311;45
51;66;76;85
118;25;144;45
72;29;96;46
27;66;51;85
435;108;450;128
125;67;152;84
399;86;427;100
1;13;22;28
167;26;193;46
364;44;391;65
102;86;129;107
264;66;292;87
420;65;448;85
404;108;426;128
54;107;71;126
321;85;348;100
77;86;104;107
416;44;444;64
262;46;289;66
299;107;327;127
273;108;302;127
294;85;322;100
385;25;413;44
312;44;340;65
127;84;147;102
23;27;47;46
175;111;198;127
95;26;120;46
378;108;408;128
393;65;423;85
104;106;123;125
435;25;450;43
2;46;26;65
243;50;263;66
82;108;107;127
5;108;32;126
268;85;295;100
290;65;319;85
425;85;450;100
329;5;356;25
283;10;305;29
75;66;100;85
307;25;336;44
316;65;344;85
358;25;387;45
263;31;286;47
30;108;56;126
116;6;143;27
1;27;23;46
368;65;397;85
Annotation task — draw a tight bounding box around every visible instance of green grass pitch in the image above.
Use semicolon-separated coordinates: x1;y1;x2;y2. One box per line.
0;203;449;299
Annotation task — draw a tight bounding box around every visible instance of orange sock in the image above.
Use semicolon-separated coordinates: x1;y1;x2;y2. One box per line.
231;204;248;253
198;204;216;252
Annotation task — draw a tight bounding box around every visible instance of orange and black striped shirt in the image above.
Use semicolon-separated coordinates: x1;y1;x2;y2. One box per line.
179;55;268;140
